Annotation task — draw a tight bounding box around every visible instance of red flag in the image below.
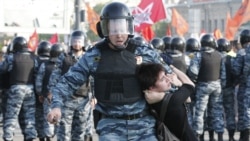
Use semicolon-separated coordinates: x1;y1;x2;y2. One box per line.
141;26;155;41
86;3;99;35
49;33;58;44
171;8;189;36
226;0;250;39
225;12;235;40
232;0;250;28
133;0;166;31
213;28;223;39
166;25;172;36
28;29;39;52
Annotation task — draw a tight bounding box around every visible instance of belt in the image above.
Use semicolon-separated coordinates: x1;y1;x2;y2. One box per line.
72;94;87;98
102;111;148;120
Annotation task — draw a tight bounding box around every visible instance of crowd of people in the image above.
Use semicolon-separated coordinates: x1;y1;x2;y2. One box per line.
0;1;249;141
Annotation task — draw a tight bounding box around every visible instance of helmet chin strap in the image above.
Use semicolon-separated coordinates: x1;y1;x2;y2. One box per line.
71;47;83;52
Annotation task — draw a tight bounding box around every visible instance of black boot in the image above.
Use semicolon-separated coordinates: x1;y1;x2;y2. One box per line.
228;129;236;141
39;138;45;141
241;129;250;141
24;139;34;141
240;130;244;141
209;130;216;141
218;132;223;141
195;134;201;141
46;137;52;141
199;132;204;141
84;135;93;141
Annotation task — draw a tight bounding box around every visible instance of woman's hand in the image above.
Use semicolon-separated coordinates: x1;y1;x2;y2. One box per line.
167;73;182;87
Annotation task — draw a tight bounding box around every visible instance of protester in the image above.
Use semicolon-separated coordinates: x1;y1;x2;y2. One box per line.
47;2;172;141
136;63;197;141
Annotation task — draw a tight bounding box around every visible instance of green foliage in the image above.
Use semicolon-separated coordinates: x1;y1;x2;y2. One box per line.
94;3;105;15
87;30;101;42
153;21;169;38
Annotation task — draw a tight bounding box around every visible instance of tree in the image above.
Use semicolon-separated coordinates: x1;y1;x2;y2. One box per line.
153;21;169;38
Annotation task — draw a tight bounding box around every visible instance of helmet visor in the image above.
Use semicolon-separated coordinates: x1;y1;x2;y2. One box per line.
70;36;84;47
108;19;129;35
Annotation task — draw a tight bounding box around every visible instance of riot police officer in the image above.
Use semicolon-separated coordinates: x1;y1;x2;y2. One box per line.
217;38;237;141
133;36;147;45
162;36;172;54
150;37;165;53
150;37;173;65
35;43;64;141
34;41;52;141
47;2;172;141
187;34;225;141
0;36;38;141
48;30;94;141
185;38;200;60
185;37;200;132
170;37;189;73
233;29;250;141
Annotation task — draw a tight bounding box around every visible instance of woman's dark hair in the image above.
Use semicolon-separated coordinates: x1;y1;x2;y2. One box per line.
136;63;165;90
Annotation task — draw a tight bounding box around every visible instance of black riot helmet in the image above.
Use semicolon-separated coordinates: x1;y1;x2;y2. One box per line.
200;34;217;49
11;36;29;53
37;41;52;57
171;37;185;52
186;38;200;52
162;36;172;52
217;38;231;52
99;2;134;38
240;29;250;46
7;44;13;54
133;36;147;45
50;43;64;58
69;30;85;51
150;37;165;52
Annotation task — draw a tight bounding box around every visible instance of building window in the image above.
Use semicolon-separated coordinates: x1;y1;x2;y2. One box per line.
214;19;218;29
209;20;212;32
221;19;225;32
202;20;205;31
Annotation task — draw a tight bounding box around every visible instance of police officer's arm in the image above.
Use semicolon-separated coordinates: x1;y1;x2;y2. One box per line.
35;63;46;96
0;54;13;73
243;47;250;81
232;48;245;76
136;45;172;73
220;58;226;88
187;52;201;83
51;55;90;109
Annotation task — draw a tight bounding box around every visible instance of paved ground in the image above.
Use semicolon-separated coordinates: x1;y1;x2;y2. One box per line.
0;125;241;141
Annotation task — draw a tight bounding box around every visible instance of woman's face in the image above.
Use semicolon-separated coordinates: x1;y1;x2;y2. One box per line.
150;71;172;92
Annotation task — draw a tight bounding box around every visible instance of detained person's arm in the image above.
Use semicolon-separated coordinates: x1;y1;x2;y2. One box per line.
170;65;195;87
